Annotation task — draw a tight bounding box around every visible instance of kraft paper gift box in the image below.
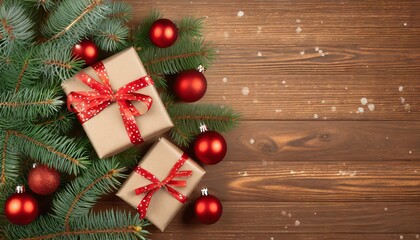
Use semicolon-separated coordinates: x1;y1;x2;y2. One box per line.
116;138;206;231
62;47;173;158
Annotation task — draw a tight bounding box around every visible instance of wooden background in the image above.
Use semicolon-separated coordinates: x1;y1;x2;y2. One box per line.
103;1;420;239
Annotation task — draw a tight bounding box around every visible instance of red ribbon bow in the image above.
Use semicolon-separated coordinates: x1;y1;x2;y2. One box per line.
67;62;154;144
134;153;192;219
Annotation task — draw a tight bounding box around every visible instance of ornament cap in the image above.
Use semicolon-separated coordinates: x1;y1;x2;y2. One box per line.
199;123;208;133
201;187;209;196
16;185;25;194
32;163;37;168
197;65;206;73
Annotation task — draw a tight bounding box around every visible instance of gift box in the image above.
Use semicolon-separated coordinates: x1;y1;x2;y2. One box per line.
116;138;206;231
62;47;173;158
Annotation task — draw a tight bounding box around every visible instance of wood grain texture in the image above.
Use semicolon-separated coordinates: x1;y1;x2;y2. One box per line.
96;0;420;239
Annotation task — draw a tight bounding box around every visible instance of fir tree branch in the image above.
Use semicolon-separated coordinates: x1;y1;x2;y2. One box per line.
24;0;56;11
132;10;162;49
35;110;75;135
8;127;90;175
105;1;132;22
0;130;20;186
92;18;129;52
0;3;35;49
177;16;204;39
52;159;125;230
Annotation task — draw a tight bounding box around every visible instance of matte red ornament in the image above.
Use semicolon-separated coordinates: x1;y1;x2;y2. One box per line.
194;131;227;165
28;164;60;195
173;70;207;102
72;39;99;66
4;186;39;225
194;188;223;224
149;18;178;48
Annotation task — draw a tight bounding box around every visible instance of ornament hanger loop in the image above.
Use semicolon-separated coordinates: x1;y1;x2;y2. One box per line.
201;187;209;196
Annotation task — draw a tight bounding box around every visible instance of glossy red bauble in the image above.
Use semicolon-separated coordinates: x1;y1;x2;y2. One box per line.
194;131;227;165
4;187;39;225
72;39;99;66
194;188;223;224
149;18;178;48
28;164;60;195
173;70;207;102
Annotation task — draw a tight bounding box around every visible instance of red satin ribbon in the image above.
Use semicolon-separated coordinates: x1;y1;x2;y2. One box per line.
67;62;154;144
134;153;192;219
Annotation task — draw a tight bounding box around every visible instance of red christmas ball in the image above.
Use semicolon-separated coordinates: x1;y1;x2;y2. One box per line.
72;39;99;66
149;18;178;48
194;188;223;224
28;164;60;195
194;131;227;165
173;70;207;102
4;186;39;225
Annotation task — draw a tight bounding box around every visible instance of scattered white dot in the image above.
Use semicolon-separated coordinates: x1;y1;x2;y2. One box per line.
282;80;286;84
275;109;282;113
281;211;287;216
318;50;323;54
368;104;375;111
250;139;255;144
294;220;300;226
253;99;258;103
315;46;319;51
313;114;319;119
257;51;263;57
242;87;250;95
360;97;368;105
270;237;274;240
345;86;348;90
307;101;312;104
300;50;305;55
222;96;226;100
287;213;292;218
222;77;228;83
314;212;317;215
296;19;302;23
237;10;244;17
384;207;388;211
399;86;404;92
404;103;411;111
296;27;302;33
320;20;324;24
358;107;364;113
409;151;412;154
403;22;407;26
400;235;404;240
257;26;262;34
321;100;325;104
331;106;337;112
400;97;406;104
386;137;389;139
415;234;419;239
321;53;325;57
239;171;248;176
223;31;229;39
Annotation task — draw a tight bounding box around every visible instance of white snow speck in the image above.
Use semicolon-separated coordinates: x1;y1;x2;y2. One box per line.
368;104;375;111
321;100;325;104
318;50;323;54
400;97;406;104
223;31;229;39
270;237;274;240
345;86;348;90
287;213;292;218
275;109;282;113
313;114;319;119
384;207;388;211
257;26;262;34
250;139;255;144
404;22;407;26
320;20;324;24
296;27;302;33
338;170;357;176
400;235;404;240
300;50;305;55
399;86;404;92
253;99;259;103
314;212;317;215
321;53;325;57
360;97;368;105
257;51;262;57
296;19;302;23
409;151;412;154
294;220;301;226
239;171;248;176
331;106;337;112
281;211;287;216
222;96;226;100
237;10;244;17
282;80;286;84
315;46;320;52
404;103;411;111
242;87;250;95
358;107;364;113
416;234;419;239
222;77;228;83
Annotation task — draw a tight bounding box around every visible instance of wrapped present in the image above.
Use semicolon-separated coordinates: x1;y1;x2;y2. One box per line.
62;47;173;158
116;138;206;231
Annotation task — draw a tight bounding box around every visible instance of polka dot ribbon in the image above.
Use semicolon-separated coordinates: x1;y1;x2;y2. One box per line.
133;153;192;219
67;62;154;144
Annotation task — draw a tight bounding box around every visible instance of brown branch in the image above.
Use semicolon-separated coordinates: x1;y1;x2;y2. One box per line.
64;169;120;231
173;115;232;121
36;115;66;127
0;100;54;107
15;60;29;93
143;51;208;68
22;226;141;240
1;18;15;40
1;131;10;185
44;60;73;69
7;130;80;166
48;0;102;41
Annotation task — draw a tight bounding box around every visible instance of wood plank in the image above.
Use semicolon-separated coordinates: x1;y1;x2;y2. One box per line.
97;202;420;234
224;121;420;161
202;75;419;120
131;0;420;46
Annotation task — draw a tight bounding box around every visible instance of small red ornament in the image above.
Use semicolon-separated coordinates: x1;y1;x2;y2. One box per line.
4;186;39;225
194;188;223;224
72;39;99;66
28;164;60;195
173;69;207;102
149;18;178;48
194;130;227;165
